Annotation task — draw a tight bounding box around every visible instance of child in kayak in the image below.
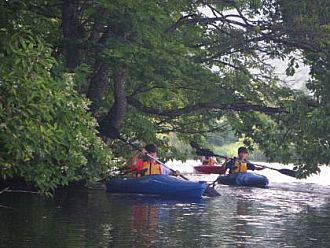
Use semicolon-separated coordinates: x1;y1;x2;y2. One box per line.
225;147;265;174
201;155;218;166
129;144;180;177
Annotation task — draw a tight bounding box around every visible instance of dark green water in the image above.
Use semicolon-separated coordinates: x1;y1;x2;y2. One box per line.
1;181;330;248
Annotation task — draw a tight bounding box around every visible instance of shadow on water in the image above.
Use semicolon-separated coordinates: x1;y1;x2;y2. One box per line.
1;181;330;248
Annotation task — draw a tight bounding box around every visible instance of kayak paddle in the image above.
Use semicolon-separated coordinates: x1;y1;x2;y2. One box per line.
193;145;297;178
258;165;297;178
118;137;221;197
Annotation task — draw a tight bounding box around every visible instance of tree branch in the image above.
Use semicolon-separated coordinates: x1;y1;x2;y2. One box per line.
127;96;286;117
158;123;230;134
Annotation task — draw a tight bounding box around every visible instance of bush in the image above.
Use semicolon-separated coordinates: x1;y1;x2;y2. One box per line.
0;32;114;194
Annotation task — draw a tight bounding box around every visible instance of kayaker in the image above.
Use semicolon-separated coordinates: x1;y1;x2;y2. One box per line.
201;156;218;166
225;147;265;174
130;144;180;177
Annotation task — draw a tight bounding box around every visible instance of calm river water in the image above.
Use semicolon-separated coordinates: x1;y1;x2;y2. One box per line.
1;163;330;248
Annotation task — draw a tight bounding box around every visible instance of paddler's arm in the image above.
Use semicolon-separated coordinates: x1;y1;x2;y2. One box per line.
247;162;265;171
160;165;180;176
224;158;234;172
218;158;228;174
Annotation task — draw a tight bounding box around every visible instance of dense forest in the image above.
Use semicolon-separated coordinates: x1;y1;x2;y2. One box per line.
0;0;329;193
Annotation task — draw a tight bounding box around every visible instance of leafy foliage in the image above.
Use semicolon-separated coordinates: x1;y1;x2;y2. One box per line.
0;0;329;190
249;0;330;176
0;31;113;194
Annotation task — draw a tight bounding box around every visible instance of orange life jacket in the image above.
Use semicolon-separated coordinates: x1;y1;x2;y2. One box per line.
230;160;248;174
202;157;217;166
140;160;161;176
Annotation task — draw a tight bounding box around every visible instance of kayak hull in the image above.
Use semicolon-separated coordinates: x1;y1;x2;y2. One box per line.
106;175;207;198
217;172;269;188
194;165;226;174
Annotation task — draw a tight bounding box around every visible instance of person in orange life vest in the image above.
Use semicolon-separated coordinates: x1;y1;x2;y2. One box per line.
225;147;265;174
201;155;218;166
130;144;180;177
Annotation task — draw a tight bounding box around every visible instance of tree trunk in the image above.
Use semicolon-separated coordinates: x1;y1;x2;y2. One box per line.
61;0;85;71
86;27;114;115
86;60;110;115
99;69;128;139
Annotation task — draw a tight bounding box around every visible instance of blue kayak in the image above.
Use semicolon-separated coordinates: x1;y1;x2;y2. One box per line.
106;175;207;198
217;172;269;188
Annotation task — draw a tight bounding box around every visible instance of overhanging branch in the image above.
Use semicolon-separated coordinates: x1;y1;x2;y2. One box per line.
166;15;251;33
127;96;286;117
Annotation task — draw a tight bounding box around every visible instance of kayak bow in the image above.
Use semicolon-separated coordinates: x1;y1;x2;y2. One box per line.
106;175;208;199
217;172;269;188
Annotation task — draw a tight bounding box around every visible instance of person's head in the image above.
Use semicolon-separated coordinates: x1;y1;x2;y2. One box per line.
238;147;249;160
144;144;157;157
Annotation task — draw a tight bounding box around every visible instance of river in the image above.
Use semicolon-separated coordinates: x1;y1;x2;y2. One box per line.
1;162;330;248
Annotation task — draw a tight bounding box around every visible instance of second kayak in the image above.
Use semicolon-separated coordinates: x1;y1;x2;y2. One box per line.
106;175;207;199
194;165;226;174
217;172;269;188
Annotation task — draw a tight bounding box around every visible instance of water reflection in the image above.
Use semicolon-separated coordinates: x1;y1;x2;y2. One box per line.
0;180;330;248
107;195;207;248
131;202;159;247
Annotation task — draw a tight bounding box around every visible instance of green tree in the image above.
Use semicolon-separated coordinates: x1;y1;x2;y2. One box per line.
0;25;113;194
240;0;330;176
1;0;329;192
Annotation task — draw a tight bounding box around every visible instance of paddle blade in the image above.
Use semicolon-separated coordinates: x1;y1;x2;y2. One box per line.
278;169;297;178
203;185;221;197
190;141;200;150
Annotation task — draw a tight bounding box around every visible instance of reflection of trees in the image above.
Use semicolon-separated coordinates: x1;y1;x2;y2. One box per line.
0;189;207;248
0;190;267;248
2;188;330;248
0;190;90;248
